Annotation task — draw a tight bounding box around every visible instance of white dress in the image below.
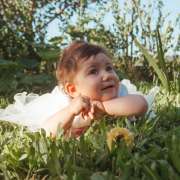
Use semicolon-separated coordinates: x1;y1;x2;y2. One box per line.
0;79;159;131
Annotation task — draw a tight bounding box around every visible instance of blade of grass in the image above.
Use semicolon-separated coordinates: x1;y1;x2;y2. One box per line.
134;38;170;91
156;28;170;90
156;29;167;74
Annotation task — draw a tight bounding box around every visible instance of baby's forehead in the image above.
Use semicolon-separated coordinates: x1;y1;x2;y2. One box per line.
80;53;112;66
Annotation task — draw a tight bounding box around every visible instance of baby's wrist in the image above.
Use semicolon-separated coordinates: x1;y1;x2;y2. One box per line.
102;101;113;115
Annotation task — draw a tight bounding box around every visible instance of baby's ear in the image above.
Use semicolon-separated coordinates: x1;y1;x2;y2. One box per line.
65;82;78;98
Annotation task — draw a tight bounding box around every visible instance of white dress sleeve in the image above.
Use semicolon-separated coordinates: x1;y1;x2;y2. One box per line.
0;86;70;131
119;79;160;117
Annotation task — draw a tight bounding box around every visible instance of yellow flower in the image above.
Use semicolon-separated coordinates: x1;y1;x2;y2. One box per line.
106;127;134;151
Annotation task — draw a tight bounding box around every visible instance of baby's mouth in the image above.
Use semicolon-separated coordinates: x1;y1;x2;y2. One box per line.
101;84;115;91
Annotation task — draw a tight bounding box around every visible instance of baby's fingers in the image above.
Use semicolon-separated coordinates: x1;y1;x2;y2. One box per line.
83;114;88;121
90;103;95;114
88;111;94;119
82;111;94;120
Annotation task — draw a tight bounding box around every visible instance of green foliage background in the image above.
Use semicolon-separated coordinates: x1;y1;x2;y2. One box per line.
0;0;179;179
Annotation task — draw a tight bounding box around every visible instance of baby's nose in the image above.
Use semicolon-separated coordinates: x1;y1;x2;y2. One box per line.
102;71;111;81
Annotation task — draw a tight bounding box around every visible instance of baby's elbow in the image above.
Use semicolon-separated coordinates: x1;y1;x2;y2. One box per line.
141;97;148;114
138;96;148;115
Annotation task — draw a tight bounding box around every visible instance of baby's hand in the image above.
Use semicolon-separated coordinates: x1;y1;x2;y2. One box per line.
69;95;94;120
70;126;89;138
91;100;106;118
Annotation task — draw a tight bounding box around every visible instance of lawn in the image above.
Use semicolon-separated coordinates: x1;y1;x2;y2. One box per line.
0;83;179;179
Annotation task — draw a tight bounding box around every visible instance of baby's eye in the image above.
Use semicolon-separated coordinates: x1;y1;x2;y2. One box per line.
106;65;113;72
88;68;98;75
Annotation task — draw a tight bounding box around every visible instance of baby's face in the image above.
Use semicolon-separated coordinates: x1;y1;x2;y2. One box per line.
73;53;119;101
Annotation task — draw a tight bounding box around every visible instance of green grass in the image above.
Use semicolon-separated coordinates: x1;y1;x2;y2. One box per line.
0;83;179;179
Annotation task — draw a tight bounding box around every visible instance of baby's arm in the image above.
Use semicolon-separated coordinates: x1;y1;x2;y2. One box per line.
42;106;75;137
102;95;148;116
42;96;94;137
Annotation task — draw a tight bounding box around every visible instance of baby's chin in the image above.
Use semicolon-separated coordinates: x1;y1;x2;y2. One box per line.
100;94;118;101
89;90;119;101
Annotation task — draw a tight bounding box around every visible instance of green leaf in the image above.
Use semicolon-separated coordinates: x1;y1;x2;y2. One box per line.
156;29;170;90
156;29;166;73
134;38;170;91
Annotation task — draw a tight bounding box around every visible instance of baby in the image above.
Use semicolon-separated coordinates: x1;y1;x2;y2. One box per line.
42;41;148;137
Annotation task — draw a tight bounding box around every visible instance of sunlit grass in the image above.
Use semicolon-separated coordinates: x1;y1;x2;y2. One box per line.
0;83;179;179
